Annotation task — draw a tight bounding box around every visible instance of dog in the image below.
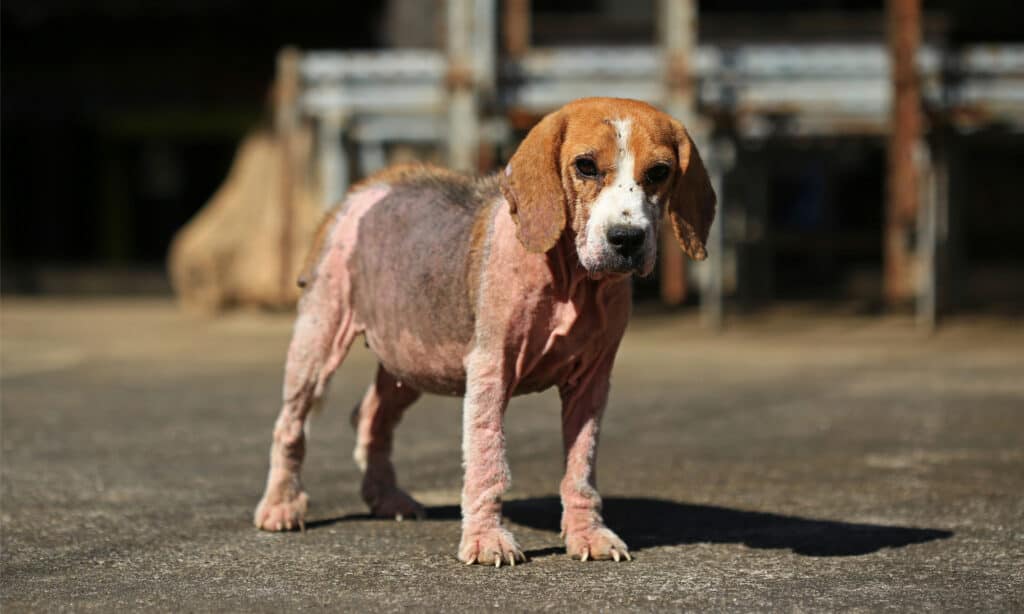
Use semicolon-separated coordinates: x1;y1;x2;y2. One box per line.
254;97;716;566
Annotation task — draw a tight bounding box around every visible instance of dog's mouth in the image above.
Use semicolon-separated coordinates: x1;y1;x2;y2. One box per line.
581;251;651;279
607;253;647;275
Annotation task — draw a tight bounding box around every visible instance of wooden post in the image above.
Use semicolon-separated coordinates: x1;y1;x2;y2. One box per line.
659;0;698;306
503;0;530;60
275;47;301;305
885;0;922;307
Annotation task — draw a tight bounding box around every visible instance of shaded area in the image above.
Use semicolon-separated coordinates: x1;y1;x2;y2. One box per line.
311;496;952;558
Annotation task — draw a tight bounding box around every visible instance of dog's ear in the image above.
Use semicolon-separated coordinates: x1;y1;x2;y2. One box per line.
666;120;717;261
500;110;568;253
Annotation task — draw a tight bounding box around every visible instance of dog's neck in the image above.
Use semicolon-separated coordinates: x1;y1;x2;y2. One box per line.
545;226;630;310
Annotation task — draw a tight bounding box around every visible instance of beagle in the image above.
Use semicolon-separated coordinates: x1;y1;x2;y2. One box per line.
254;97;716;566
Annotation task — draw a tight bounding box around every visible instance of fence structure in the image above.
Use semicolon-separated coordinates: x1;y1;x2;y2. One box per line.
275;0;1024;329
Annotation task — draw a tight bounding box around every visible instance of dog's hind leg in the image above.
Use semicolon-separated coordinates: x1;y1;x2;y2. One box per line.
253;208;367;532
351;365;424;520
253;291;358;531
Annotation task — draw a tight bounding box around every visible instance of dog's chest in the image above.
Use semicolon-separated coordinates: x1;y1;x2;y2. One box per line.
512;281;629;394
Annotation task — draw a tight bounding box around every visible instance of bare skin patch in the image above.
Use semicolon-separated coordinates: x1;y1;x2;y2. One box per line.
348;172;501;395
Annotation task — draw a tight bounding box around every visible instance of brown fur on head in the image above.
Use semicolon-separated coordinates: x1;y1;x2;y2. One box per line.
499;98;716;272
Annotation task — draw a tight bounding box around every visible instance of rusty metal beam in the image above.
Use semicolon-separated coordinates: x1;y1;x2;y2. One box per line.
503;0;530;59
659;0;698;306
885;0;922;307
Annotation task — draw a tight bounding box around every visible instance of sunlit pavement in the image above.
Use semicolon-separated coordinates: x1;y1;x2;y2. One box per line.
2;298;1022;611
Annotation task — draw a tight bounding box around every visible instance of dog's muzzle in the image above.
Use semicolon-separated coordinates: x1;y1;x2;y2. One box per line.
606;225;646;259
603;224;648;272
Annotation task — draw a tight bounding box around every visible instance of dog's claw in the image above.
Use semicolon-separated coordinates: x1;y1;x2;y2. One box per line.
565;525;630;562
458;527;524;567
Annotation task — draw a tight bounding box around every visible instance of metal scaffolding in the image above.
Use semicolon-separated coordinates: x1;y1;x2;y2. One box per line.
278;0;1024;328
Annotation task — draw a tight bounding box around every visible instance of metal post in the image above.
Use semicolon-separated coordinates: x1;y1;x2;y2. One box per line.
473;0;497;97
659;0;698;306
446;0;479;172
916;138;949;332
317;110;348;208
885;0;922;307
661;0;697;128
701;138;734;331
916;143;935;331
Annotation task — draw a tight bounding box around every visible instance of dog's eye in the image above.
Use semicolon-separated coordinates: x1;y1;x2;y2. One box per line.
574;158;599;178
645;164;670;184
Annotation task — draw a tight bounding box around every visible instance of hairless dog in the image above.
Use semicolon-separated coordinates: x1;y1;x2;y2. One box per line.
254;97;716;566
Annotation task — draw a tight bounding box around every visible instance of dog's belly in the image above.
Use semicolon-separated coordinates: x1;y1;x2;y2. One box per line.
379;359;468;397
349;179;481;395
368;332;469;396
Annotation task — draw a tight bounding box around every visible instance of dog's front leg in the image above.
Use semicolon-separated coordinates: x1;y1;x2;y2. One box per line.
559;357;631;562
457;351;525;567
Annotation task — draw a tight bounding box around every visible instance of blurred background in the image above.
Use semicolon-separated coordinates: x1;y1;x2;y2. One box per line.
3;0;1023;327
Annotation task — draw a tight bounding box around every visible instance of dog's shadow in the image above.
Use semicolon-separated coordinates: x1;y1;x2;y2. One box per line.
313;496;952;558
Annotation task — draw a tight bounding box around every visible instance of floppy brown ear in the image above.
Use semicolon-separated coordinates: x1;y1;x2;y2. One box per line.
667;121;717;261
499;110;568;253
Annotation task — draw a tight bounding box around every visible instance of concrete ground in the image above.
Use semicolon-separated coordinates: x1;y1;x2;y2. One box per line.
1;298;1022;611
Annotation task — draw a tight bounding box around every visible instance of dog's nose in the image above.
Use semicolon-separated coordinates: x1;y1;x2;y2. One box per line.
606;225;646;257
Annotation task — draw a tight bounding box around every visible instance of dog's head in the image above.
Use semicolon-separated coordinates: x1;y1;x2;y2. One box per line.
500;97;716;277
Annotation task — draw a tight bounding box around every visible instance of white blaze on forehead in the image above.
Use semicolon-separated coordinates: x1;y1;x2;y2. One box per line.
609;119;636;193
578;117;660;274
587;119;646;231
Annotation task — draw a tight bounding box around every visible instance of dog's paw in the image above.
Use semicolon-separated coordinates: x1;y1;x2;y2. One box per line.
368;487;425;521
458;527;526;567
253;491;309;532
565;525;631;562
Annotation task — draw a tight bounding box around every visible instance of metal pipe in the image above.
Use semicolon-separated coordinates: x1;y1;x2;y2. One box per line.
446;0;479;172
317;110;347;208
659;0;698;306
885;0;923;307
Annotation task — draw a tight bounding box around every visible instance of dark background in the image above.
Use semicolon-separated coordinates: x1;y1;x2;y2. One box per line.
3;0;1022;302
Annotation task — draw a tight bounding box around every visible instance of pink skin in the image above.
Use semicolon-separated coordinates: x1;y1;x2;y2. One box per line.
458;205;632;565
253;187;385;531
255;174;634;564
